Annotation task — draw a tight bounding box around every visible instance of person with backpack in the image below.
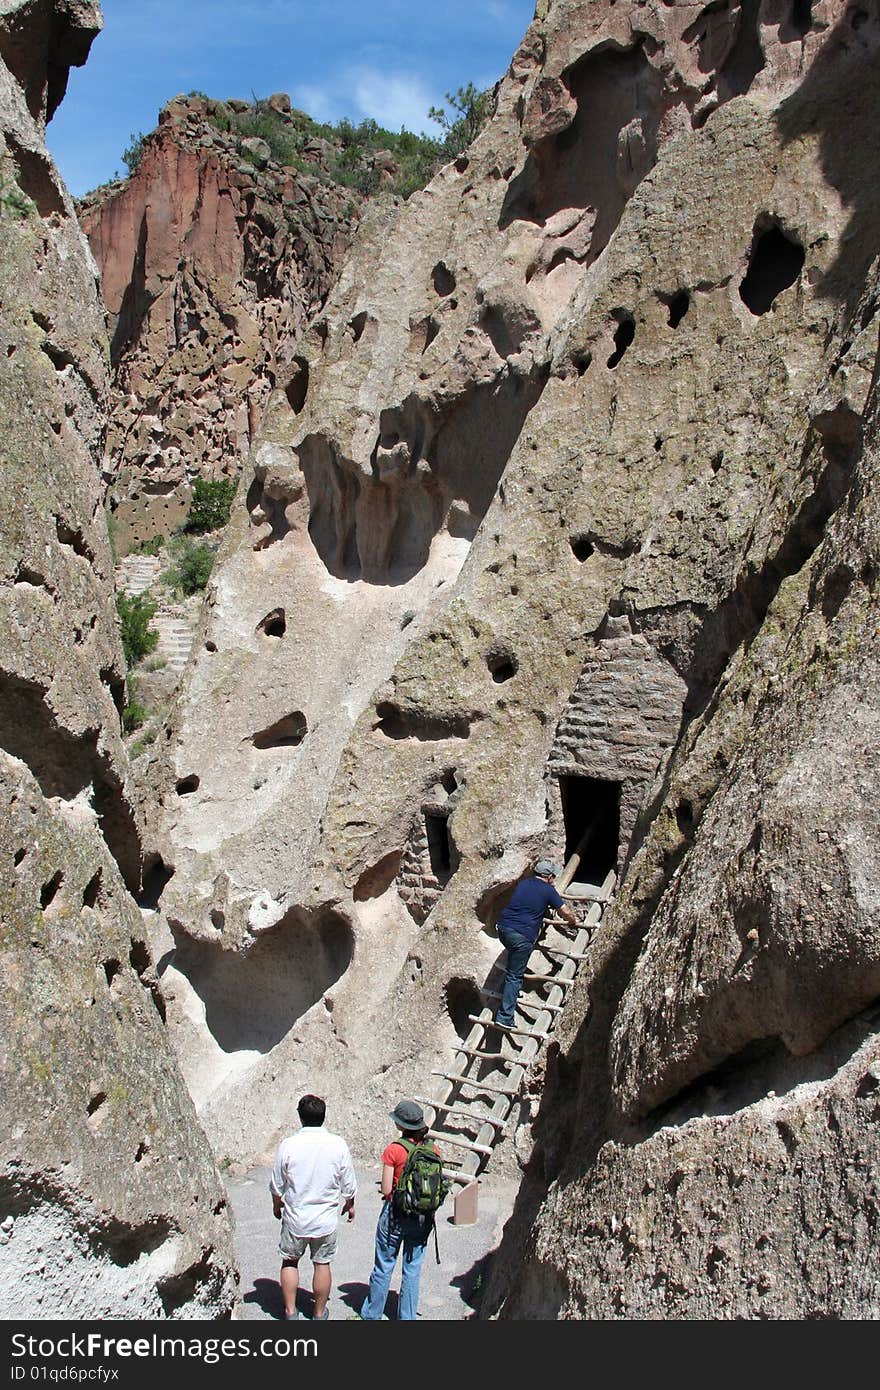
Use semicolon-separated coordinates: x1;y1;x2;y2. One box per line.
358;1099;447;1320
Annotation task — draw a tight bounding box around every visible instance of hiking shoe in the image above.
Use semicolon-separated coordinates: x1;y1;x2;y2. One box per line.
284;1310;303;1321
313;1307;329;1320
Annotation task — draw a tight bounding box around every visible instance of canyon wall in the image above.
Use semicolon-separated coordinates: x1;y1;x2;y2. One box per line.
79;96;365;553
142;0;880;1315
0;0;237;1318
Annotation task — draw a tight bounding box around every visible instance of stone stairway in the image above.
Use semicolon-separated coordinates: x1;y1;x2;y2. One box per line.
116;554;160;596
115;554;195;676
152;611;195;675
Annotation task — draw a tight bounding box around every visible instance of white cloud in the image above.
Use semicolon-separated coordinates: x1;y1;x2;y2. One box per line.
351;68;440;134
294;64;443;135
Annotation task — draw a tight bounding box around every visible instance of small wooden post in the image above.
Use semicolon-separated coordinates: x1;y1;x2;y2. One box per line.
453;1179;479;1225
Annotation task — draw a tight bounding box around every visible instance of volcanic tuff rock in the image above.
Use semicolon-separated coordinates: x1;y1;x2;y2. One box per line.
79;95;361;552
142;0;880;1314
0;0;236;1317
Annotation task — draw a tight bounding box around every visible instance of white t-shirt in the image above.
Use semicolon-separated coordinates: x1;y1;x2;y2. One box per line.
270;1126;357;1238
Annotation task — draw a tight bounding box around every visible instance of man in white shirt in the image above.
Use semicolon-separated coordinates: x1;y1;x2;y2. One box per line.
270;1094;357;1320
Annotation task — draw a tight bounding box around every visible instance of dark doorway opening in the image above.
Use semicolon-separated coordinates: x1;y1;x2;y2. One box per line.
425;812;453;883
559;775;621;885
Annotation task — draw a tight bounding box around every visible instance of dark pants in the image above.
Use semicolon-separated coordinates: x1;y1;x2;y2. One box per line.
496;927;534;1025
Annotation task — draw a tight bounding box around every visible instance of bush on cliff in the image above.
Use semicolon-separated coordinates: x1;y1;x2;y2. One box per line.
116;591;159;667
162;536;216;596
122;131;146;175
184;477;237;533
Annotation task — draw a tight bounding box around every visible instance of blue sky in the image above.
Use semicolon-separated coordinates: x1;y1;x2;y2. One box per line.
46;0;536;197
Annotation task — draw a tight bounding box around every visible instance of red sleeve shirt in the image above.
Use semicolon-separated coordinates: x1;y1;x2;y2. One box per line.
382;1139;441;1187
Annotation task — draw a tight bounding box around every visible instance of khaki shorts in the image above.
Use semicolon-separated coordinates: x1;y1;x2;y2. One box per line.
279;1226;337;1264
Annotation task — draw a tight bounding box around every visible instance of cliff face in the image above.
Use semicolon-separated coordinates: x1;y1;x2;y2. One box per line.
0;0;237;1317
143;0;880;1315
79;96;361;552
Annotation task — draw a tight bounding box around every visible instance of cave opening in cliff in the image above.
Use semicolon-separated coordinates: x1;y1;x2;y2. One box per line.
170;909;355;1054
559;775;620;885
445;977;483;1039
425;812;453;883
739;224;805;315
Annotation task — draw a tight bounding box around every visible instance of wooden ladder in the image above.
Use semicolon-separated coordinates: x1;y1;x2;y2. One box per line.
422;865;616;1185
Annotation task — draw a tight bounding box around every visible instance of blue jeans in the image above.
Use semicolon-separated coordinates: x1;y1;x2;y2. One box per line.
360;1200;429;1320
496;928;534;1025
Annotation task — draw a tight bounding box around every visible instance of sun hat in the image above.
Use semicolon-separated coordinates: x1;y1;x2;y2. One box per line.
390;1099;425;1131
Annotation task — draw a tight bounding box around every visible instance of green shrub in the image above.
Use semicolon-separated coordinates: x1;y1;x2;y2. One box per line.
0;172;33;220
185;477;237;533
116;591;159;667
163;536;215;595
428;84;494;158
122;677;150;732
122;131;147;175
231;102;300;165
136;533;165;556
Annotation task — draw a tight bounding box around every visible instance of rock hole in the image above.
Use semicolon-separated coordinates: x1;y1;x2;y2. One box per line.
739;224;805;315
348;312;369;343
134;1142;148;1163
55;517;94;563
171;908;355;1053
375;702;472;741
14;848;26;867
409;315;440;354
40;871;63;910
664;289;690;328
285;357;309;414
251;711;308;750
570;534;594;562
445;977;483;1039
486;647;518;683
138;855;174;910
790;0;813;36
559;775;621;886
86;1092;107;1119
354;850;404;901
432;262;456;296
204;640;217;652
82;870;102;908
175;775;199;796
129;942;150;978
607;315;635;369
103;960;122;988
676;799;695;835
440;768;458;794
257;608;286;638
454;156;469;173
572;350;592;377
425;812;454;884
711;451;724;473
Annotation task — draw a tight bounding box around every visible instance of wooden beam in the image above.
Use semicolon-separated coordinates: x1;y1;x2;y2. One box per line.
431;1071;520;1097
428;1131;493;1156
467;1014;550;1040
415;1097;506;1127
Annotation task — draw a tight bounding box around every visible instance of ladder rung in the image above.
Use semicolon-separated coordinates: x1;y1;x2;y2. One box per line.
468;1015;549;1041
415;1098;506;1127
431;1072;520;1097
452;1046;509;1060
428;1131;493;1156
522;972;569;985
480;990;563;1013
537;946;588;960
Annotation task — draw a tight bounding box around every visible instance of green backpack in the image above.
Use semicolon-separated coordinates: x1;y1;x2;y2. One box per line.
392;1138;450;1220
